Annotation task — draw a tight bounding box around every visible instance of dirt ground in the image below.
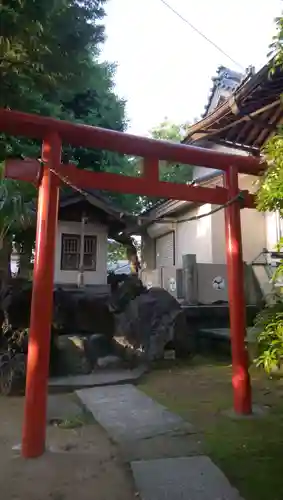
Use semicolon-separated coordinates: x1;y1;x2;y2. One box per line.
0;395;137;500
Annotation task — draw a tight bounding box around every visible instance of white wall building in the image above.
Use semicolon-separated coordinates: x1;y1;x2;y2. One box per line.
140;62;283;298
51;190;133;287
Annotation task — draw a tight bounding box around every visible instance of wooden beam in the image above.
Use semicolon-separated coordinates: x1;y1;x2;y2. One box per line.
55;163;229;205
4;157;256;208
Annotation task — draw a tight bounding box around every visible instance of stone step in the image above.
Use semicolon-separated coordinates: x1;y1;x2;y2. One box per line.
49;366;146;391
131;456;243;500
76;384;193;443
76;384;244;499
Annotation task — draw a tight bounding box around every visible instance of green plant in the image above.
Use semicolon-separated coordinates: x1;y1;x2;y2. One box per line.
0;179;33;248
254;11;283;373
253;237;283;374
254;300;283;373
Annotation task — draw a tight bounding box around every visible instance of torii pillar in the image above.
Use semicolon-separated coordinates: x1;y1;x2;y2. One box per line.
22;134;61;458
225;166;251;414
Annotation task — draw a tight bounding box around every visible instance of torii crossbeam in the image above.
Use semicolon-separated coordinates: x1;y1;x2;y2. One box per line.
0;108;263;458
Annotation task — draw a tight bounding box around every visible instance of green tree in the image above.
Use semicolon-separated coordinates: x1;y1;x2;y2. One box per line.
0;0;130;268
0;0;126;165
150;118;193;184
107;240;127;264
126;118;195;213
0;166;34;280
254;12;283;373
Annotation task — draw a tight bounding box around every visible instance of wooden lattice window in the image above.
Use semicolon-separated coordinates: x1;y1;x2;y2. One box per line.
83;235;97;270
61;234;97;271
61;234;80;270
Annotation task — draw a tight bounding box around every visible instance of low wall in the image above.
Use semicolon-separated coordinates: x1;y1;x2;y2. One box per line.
141;259;263;306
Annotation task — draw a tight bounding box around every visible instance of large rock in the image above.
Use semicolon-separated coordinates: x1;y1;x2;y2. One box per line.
0;279;115;391
0;279;115;338
53;287;115;337
0;278;32;330
112;283;190;361
108;275;146;313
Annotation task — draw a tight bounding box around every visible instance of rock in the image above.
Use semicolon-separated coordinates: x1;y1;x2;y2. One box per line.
53;287;115;336
57;336;90;375
0;280;115;338
97;355;121;368
107;273;131;293
108;275;145;314
83;334;114;368
112;285;190;362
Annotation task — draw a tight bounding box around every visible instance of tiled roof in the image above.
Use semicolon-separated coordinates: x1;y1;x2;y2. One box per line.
184;58;283;153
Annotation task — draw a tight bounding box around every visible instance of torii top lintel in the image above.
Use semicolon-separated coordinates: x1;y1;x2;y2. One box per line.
0;108;263;175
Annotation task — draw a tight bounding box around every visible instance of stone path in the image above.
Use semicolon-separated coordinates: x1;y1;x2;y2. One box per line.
49;365;146;390
76;384;244;499
131;457;243;500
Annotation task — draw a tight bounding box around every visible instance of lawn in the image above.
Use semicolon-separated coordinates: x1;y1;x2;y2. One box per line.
139;356;283;500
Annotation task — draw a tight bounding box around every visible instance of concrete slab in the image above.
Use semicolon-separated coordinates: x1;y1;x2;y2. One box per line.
47;394;82;421
131;456;244;500
76;384;193;443
48;365;146;390
120;431;203;462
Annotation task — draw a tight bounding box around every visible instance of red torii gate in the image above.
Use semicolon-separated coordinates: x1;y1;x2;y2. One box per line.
0;108;263;459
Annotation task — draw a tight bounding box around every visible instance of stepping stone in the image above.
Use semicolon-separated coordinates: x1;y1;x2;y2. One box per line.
49;365;146;390
131;456;244;500
76;384;193;443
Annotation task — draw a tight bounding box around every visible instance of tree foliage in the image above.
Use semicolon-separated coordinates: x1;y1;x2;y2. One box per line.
107;240;128;264
0;163;35;279
254;12;283;373
0;178;33;249
150;118;193;184
257;135;283;215
0;2;197;266
0;164;34;245
0;0;133;273
253;277;283;374
0;0;127;167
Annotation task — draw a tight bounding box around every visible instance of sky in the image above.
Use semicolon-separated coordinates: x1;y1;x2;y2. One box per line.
100;0;282;136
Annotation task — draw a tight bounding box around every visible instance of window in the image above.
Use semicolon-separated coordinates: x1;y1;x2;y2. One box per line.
61;234;97;271
83;235;97;270
61;234;80;270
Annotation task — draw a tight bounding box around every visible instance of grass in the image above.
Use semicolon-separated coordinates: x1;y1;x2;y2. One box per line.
139;356;283;500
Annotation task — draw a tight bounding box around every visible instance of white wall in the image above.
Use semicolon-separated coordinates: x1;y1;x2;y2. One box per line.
265;212;281;251
144;173;275;271
211;207;266;264
211;175;266;264
175;204;213;267
147;221;175;239
54;220;107;285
